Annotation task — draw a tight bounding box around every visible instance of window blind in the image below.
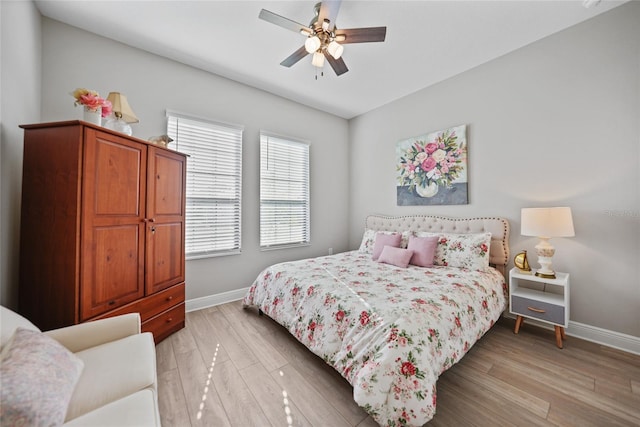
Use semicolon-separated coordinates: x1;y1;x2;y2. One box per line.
260;133;310;249
167;112;243;259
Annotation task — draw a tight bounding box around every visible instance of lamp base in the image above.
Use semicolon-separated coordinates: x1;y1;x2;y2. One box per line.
534;238;557;279
103;117;133;136
535;270;557;279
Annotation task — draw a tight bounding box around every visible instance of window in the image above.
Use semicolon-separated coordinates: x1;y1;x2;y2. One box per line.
167;112;243;259
260;133;310;249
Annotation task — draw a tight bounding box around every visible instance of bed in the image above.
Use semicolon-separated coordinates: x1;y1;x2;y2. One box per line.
243;214;510;426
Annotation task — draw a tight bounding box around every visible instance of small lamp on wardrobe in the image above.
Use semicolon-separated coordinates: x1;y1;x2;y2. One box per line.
104;92;139;136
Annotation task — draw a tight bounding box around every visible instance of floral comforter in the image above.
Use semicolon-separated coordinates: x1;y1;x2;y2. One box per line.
242;251;507;426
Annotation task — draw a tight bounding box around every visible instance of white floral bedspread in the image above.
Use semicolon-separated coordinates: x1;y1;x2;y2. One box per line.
242;250;507;426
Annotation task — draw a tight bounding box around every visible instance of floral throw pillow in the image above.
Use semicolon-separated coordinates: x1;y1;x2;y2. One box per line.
0;328;84;426
432;232;492;270
358;229;410;254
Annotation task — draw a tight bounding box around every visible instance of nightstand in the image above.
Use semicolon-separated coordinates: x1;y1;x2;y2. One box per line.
509;267;570;348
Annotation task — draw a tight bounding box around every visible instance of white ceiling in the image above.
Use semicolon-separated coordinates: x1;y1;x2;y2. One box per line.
35;0;626;119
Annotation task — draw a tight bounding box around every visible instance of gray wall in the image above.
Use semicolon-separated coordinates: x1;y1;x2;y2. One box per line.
348;2;639;337
0;0;42;308
1;2;637;339
6;17;350;304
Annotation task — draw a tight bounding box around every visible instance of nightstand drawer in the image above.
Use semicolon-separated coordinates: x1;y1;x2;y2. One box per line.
512;295;565;325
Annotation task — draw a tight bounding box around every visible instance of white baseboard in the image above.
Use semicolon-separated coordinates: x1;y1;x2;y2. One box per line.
185;287;250;312
186;291;640;356
566;320;640;355
503;312;640;355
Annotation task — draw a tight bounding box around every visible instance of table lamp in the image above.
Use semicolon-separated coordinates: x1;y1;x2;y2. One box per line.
104;92;139;136
521;207;575;279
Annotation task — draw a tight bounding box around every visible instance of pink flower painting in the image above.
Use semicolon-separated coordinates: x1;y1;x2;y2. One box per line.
396;124;468;206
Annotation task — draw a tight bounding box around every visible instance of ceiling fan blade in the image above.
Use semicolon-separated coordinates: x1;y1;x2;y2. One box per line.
335;27;387;44
324;51;349;76
259;9;310;34
318;0;342;31
280;46;309;67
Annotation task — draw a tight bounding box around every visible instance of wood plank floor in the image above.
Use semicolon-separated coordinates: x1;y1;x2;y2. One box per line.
156;301;640;426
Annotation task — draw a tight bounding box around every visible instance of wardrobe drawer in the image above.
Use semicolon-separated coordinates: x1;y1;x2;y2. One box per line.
138;283;185;321
92;282;185;322
143;303;185;344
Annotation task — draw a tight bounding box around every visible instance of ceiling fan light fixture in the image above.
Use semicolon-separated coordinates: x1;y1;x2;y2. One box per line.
304;35;321;54
312;51;325;67
260;1;387;76
327;40;344;59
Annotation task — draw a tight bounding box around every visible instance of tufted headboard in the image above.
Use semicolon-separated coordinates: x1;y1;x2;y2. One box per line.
365;214;510;276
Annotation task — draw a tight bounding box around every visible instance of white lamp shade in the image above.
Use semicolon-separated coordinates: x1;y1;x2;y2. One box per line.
327;41;344;59
312;51;325;67
521;207;575;238
304;36;321;54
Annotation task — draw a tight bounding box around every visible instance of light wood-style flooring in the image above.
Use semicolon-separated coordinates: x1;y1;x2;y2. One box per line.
156;301;640;426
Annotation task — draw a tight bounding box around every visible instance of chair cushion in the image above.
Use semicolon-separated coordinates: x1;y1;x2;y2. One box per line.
0;328;84;426
63;389;160;427
65;332;157;421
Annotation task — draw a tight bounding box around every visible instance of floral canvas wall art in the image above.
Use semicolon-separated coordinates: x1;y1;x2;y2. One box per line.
396;124;468;205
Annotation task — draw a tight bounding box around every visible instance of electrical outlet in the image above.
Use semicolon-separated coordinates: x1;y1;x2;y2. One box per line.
328;247;333;255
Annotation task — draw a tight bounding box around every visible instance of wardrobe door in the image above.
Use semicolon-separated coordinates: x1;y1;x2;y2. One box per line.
80;129;147;320
145;147;186;295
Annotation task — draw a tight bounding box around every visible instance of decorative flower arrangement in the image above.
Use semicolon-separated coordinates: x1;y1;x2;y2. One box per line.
71;88;112;118
397;128;466;193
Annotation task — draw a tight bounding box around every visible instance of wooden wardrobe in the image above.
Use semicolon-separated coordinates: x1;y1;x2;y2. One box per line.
18;121;186;343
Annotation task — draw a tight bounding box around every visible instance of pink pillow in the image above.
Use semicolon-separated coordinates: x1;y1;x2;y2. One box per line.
377;246;414;268
407;235;439;267
372;232;402;260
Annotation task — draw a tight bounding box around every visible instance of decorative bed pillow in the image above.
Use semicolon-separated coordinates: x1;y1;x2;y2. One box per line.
407;235;439;267
371;232;403;260
377;246;414;268
359;229;409;254
433;232;492;270
0;327;84;427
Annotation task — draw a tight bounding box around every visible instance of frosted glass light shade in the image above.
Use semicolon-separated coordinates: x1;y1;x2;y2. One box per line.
327;41;344;59
304;36;321;54
312;51;325;67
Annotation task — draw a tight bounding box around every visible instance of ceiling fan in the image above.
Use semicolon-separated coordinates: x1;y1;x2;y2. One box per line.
259;0;387;76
